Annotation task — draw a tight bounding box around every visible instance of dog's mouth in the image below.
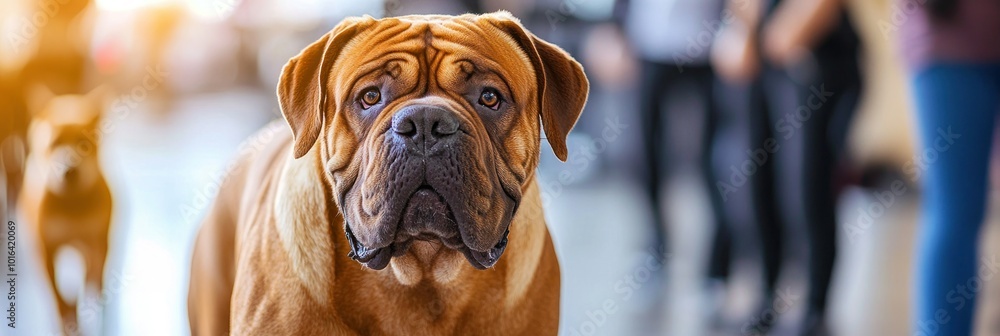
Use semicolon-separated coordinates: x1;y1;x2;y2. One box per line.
345;185;510;271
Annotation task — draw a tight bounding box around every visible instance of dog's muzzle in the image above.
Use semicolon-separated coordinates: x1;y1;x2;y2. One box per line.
343;104;511;270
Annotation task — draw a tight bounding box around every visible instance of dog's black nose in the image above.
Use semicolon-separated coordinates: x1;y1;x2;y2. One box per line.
391;105;460;154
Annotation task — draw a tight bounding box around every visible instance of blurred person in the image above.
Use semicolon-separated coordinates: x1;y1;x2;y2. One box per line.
827;0;918;333
840;0;915;173
898;0;1000;335
711;0;789;331
19;86;114;335
612;0;726;271
760;0;862;334
714;0;863;333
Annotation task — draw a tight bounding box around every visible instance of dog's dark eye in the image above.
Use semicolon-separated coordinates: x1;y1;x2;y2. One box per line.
479;88;501;110
360;88;381;109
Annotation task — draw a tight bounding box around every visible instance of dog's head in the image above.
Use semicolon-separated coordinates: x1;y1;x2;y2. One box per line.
26;86;107;196
277;12;587;273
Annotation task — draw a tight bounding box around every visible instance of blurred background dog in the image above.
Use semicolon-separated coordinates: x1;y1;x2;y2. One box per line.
19;86;113;335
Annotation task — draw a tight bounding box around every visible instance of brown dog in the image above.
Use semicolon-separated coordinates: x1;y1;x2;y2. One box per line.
187;12;588;335
19;87;113;334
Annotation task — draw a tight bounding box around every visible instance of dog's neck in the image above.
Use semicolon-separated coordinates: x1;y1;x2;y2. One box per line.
272;145;547;311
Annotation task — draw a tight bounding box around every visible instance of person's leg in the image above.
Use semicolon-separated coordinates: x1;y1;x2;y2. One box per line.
913;63;1000;336
752;72;784;298
740;69;789;335
799;70;861;328
639;60;671;254
695;65;733;283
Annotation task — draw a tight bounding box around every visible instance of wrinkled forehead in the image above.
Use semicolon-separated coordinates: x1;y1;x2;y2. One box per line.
331;16;535;88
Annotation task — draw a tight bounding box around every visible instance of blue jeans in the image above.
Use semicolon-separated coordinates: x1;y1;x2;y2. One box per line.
913;62;1000;336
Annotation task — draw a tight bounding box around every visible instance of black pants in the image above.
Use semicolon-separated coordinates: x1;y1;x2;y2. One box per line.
638;61;727;267
750;58;861;316
708;73;787;294
705;16;862;330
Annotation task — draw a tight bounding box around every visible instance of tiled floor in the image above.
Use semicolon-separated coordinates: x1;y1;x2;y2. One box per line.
11;89;1000;335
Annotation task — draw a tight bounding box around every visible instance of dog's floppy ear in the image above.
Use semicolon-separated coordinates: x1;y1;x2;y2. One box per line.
278;17;374;159
486;12;589;161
